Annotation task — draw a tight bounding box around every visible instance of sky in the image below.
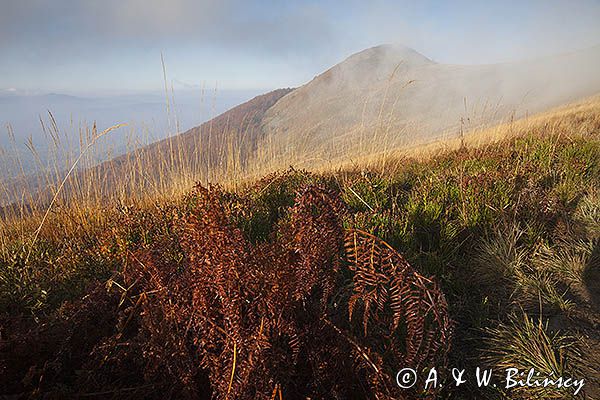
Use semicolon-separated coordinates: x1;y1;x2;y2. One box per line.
1;0;600;94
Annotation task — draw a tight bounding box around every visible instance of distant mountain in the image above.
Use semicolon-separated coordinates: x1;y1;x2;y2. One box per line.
258;44;600;161
6;44;600;205
88;44;600;189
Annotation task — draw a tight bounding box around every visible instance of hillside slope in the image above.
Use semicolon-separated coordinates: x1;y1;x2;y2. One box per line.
110;44;600;182
7;45;600;211
258;44;600;164
2;97;599;398
103;87;293;182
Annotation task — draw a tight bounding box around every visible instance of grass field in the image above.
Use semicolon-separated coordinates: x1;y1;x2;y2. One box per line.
1;97;599;398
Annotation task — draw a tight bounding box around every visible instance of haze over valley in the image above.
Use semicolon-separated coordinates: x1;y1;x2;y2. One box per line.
0;88;262;179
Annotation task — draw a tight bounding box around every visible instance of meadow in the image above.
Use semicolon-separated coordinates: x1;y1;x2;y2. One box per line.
0;97;599;398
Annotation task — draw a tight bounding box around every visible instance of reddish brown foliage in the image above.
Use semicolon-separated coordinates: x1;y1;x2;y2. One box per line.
0;283;122;396
344;229;453;395
1;181;452;399
107;184;452;399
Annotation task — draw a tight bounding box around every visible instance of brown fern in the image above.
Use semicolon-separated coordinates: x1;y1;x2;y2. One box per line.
6;177;453;399
342;229;453;398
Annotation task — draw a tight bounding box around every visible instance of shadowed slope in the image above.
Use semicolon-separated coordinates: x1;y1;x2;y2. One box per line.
103;88;294;182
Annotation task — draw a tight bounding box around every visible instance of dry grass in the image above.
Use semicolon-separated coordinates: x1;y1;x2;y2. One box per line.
0;94;597;277
1;93;599;397
485;311;584;399
312;95;600;175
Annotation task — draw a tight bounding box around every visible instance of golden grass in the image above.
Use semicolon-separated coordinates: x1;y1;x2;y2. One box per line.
1;93;599;254
313;94;600;175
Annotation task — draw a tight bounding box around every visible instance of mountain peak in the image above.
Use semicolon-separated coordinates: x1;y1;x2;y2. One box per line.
345;44;434;66
307;44;434;89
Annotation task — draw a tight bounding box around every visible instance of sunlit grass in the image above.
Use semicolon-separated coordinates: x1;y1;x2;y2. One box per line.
0;91;599;397
485;311;584;399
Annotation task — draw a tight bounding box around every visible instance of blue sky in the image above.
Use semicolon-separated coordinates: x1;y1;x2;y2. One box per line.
1;0;600;93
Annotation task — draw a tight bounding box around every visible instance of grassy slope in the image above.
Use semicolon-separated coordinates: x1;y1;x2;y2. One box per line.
1;97;599;398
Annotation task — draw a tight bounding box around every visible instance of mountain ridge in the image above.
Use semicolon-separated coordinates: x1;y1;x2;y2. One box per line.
24;43;600;198
256;43;600;165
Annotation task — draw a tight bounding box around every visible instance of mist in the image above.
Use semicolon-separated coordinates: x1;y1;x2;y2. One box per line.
259;43;600;164
2;1;600;93
1;1;600;183
0;89;264;179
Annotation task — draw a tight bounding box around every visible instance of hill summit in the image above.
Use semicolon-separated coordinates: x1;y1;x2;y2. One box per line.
71;44;600;194
257;44;600;165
